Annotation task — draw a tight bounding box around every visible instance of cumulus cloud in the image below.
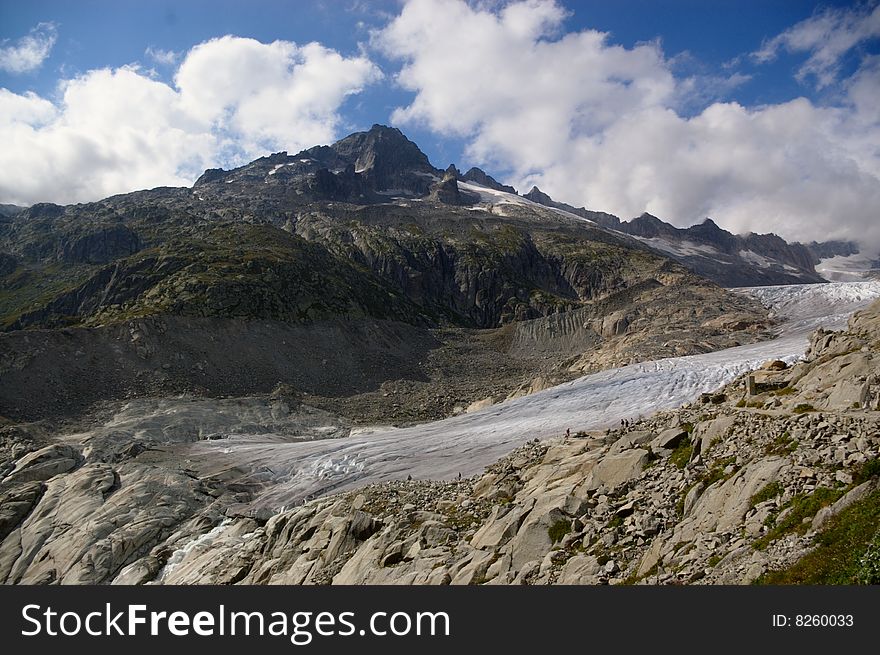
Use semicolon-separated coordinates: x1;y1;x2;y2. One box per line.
0;36;380;205
0;22;57;74
176;36;381;159
379;0;674;168
376;0;880;251
753;2;880;89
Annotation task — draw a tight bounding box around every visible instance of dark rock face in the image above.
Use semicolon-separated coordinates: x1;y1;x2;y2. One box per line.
0;252;16;276
462;167;516;194
326;124;439;193
25;203;65;220
623;213;681;240
193;168;228;186
524;186;554;206
739;231;815;271
428;166;470;205
60;224;141;264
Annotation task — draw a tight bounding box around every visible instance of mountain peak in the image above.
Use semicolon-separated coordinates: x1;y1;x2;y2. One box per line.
524;186;553;205
461;167;517;194
329;124;438;188
625;212;679;238
368;123;401;135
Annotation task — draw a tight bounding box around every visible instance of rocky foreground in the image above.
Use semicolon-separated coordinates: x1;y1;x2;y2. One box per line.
2;299;878;585
0;303;880;584
142;299;880;586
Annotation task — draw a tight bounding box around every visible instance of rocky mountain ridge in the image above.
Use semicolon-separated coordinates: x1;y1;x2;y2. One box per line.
521;187;858;287
0;124;775;425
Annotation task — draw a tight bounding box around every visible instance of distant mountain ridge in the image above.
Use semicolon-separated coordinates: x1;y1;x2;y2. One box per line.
519;185;858;286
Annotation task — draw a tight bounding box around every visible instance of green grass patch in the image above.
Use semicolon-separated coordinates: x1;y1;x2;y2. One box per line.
764;432;798;456
853;458;880;485
548;519;572;544
756;489;880;584
754;487;844;551
750;481;784;508
792;403;816;414
669;440;694;469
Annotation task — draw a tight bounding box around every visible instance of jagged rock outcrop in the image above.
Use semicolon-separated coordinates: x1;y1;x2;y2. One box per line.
192;124;441;201
462;167;516;194
521;189;836;286
428;165;471;205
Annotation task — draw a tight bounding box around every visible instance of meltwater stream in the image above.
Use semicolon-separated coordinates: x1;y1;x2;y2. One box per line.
186;281;880;511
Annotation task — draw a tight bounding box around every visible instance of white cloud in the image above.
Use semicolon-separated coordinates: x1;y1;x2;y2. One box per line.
0;36;380;205
145;46;180;66
0;88;57;126
378;0;674;167
752;3;880;88
376;0;880;251
0;22;57;74
176;36;381;159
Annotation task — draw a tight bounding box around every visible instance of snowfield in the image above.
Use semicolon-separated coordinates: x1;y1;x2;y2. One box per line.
815;252;879;281
630;235;722;260
457;180;595;224
186;281;880;511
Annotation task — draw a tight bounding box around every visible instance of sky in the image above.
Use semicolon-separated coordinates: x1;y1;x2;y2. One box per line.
1;0;879;251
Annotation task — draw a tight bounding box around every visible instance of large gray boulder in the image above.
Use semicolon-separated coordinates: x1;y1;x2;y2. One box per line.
581;449;650;492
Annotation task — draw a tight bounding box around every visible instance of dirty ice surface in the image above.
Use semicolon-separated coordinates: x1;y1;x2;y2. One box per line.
187;281;880;510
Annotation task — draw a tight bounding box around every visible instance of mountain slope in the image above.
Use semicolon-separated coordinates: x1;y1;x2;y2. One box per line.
0;125;773;423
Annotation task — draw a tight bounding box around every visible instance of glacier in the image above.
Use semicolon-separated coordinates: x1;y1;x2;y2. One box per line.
185;281;880;511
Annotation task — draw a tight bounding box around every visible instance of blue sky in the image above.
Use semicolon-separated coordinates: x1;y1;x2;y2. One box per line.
1;0;879;248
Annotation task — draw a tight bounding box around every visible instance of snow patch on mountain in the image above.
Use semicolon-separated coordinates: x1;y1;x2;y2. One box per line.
631;235;723;259
457;180;594;224
816;252;879;281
